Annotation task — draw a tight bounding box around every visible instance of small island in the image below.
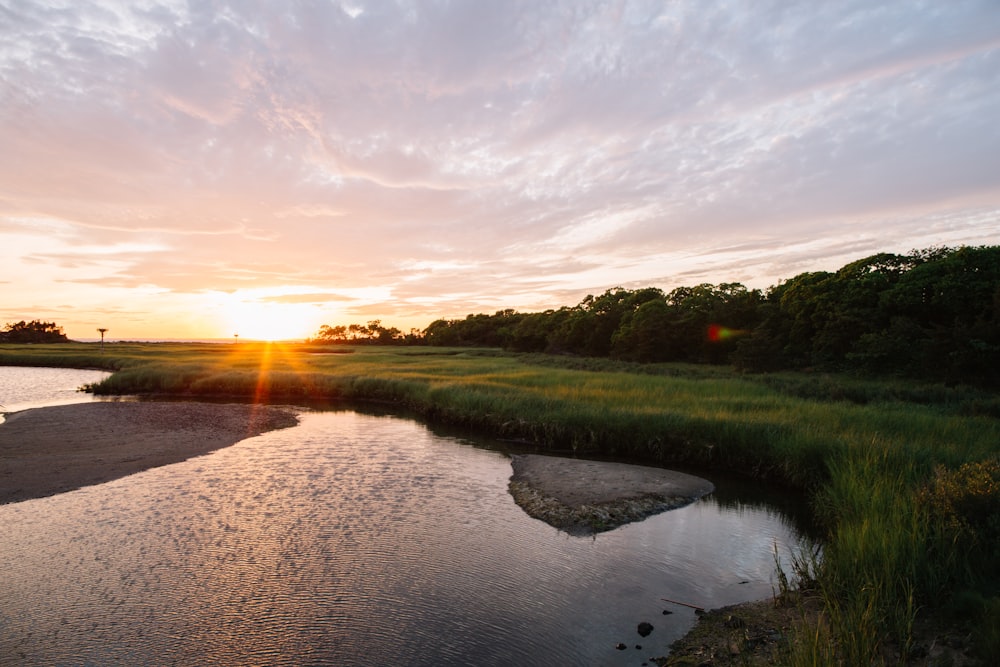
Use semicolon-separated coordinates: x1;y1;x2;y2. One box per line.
508;454;715;535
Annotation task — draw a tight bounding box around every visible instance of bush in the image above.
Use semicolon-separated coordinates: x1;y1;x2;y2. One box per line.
920;458;1000;592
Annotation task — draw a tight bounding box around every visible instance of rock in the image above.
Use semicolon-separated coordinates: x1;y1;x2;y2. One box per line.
615;642;628;650
638;621;654;637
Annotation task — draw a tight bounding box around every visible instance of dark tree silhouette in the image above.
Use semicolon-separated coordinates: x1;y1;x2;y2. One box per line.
0;320;69;343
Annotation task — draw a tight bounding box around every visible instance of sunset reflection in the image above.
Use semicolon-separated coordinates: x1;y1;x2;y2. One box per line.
0;411;809;665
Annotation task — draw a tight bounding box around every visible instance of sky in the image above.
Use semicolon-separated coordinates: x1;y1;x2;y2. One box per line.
2;1;999;341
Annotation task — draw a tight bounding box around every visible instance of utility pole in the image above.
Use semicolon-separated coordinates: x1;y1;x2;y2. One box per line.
97;328;108;352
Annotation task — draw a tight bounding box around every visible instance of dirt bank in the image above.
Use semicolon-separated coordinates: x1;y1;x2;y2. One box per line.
508;454;715;535
0;401;299;504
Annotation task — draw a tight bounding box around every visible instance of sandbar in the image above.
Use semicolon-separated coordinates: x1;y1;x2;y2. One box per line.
0;401;299;505
509;454;714;535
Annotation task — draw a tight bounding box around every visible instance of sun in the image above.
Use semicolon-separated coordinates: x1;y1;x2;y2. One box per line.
220;296;321;342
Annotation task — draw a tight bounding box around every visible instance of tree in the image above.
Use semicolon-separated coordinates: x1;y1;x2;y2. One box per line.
314;324;348;343
870;246;1000;384
312;321;410;345
549;288;664;357
374;325;403;344
612;298;673;362
0;320;69;343
423;319;461;346
508;310;560;352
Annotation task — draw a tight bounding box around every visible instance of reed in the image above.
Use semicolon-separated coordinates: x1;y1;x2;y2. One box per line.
3;341;999;660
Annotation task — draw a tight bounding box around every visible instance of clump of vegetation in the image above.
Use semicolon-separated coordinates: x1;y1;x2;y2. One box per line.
921;459;1000;607
923;461;1000;660
0;320;69;344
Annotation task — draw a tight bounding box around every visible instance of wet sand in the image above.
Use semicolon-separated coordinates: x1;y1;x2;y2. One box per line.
508;454;715;535
0;401;299;505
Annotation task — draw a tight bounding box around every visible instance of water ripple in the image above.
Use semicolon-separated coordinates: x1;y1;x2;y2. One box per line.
0;409;808;666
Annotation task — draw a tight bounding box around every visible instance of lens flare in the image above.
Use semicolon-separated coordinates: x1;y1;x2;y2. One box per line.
707;324;746;342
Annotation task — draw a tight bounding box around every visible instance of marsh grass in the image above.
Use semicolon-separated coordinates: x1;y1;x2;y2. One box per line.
810;452;924;663
3;342;999;661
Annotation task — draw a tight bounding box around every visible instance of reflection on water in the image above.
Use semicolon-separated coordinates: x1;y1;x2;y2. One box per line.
0;366;111;420
0;409;811;666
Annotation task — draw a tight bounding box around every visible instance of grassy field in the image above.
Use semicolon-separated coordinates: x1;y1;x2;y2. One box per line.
3;341;999;663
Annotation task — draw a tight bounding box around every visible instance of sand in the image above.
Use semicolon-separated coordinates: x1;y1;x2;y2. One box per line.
0;401;299;505
508;454;715;535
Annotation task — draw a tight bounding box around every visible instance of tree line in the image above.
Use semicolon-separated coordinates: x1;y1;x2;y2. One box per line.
12;246;992;385
311;320;423;345
314;246;1000;386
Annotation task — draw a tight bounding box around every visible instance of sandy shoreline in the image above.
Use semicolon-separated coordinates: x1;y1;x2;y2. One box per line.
508;454;715;535
0;401;299;505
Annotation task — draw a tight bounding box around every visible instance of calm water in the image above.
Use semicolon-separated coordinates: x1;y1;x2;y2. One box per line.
0;366;111;419
0;368;812;666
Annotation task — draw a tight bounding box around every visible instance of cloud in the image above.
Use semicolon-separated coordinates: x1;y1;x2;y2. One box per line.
258;292;354;305
1;0;998;337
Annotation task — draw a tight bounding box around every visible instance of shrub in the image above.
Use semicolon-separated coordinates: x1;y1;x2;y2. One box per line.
920;458;1000;593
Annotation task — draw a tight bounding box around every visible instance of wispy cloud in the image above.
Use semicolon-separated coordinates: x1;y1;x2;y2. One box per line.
1;0;998;338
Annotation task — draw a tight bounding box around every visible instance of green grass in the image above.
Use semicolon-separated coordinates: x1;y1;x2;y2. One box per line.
3;341;1000;663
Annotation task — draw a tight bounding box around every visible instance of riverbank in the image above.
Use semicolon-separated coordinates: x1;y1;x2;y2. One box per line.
0;401;299;504
659;593;977;667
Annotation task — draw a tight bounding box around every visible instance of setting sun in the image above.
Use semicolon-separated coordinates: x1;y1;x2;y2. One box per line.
217;294;324;342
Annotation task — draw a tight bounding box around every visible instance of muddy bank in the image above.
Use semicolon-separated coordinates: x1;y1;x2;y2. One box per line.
508;454;714;535
0;401;299;504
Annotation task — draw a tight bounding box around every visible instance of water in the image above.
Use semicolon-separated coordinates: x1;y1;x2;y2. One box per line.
0;368;812;666
0;366;111;420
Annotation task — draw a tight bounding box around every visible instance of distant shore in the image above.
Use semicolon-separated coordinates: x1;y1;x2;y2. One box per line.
0;401;299;504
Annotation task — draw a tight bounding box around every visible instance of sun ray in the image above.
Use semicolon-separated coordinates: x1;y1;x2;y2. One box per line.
252;342;274;406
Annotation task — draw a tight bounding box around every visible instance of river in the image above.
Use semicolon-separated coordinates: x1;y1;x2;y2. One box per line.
0;367;812;665
0;366;112;420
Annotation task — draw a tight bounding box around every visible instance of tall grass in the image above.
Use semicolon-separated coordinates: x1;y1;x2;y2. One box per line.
3;342;999;660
